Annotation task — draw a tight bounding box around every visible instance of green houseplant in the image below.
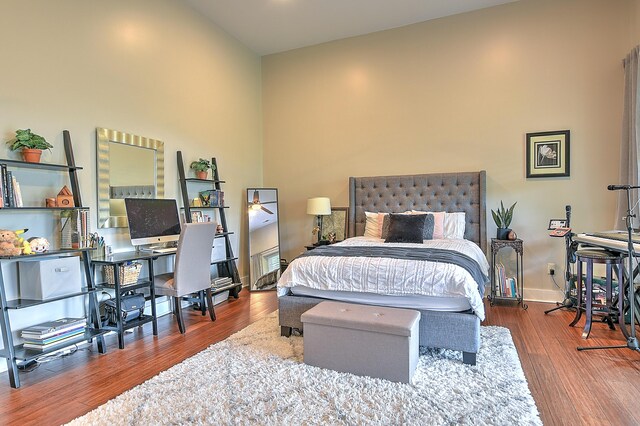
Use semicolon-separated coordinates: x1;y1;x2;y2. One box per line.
491;201;516;240
190;158;213;179
6;129;53;163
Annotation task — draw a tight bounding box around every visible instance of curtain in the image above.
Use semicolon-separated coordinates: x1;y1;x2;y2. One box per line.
616;45;640;229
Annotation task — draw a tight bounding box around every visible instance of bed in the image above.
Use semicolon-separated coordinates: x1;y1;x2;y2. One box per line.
278;171;487;364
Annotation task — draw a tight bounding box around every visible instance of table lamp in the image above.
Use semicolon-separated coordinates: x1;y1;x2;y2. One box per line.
307;197;331;243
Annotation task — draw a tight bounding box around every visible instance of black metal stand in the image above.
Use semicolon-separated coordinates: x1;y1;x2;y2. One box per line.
578;187;640;352
545;205;578;314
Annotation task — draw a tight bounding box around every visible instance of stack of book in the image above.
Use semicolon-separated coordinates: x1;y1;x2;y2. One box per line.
198;189;224;207
211;276;233;290
0;164;23;208
21;318;86;352
494;263;518;298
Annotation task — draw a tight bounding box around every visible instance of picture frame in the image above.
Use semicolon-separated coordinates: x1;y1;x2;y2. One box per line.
548;219;568;230
526;130;570;178
320;207;348;243
190;211;203;223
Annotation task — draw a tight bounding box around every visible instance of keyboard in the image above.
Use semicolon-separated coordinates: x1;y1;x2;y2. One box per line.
152;247;177;254
575;232;640;253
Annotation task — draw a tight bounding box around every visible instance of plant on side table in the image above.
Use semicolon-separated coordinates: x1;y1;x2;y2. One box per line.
5;129;53;163
190;158;214;179
491;201;516;240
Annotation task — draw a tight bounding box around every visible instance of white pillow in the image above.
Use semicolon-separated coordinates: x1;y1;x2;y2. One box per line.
444;212;466;239
411;210;465;239
364;211;380;238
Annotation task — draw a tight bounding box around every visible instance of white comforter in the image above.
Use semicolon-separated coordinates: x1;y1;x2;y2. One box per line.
277;237;489;320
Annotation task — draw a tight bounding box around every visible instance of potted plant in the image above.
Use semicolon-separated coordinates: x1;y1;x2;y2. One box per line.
190;158;213;179
491;201;516;240
6;129;53;163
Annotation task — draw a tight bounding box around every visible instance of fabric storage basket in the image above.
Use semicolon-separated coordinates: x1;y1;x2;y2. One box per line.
104;262;142;286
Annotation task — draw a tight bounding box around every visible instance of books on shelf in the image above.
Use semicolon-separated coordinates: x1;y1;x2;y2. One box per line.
21;318;86;352
0;165;23;208
211;276;233;290
494;263;518;298
23;332;86;352
21;318;85;338
198;189;224;207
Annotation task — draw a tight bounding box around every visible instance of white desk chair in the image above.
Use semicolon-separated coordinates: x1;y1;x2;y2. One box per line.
154;222;216;334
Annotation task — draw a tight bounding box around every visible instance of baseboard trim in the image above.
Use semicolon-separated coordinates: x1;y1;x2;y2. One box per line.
523;288;566;304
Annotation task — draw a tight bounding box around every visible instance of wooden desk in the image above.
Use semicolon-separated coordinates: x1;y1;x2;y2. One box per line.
91;250;176;349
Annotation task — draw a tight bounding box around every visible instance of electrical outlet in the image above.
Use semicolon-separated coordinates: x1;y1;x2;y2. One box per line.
547;263;556;275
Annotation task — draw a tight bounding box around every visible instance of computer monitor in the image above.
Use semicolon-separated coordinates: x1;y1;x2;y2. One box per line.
124;198;182;247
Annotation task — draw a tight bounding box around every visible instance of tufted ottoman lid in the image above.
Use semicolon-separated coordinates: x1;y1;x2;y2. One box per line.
301;301;420;337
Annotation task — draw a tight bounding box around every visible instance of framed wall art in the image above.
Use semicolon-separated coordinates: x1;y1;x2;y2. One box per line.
320;207;348;243
526;130;570;178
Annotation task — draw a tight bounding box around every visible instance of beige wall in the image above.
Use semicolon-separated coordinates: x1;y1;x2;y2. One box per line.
0;0;262;280
263;0;631;301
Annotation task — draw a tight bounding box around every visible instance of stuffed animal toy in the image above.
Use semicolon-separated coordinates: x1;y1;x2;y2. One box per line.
27;237;50;253
0;229;24;257
15;229;31;255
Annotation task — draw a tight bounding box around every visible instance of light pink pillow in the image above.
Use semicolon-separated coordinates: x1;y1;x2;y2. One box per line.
412;210;445;239
377;213;388;238
430;212;445;239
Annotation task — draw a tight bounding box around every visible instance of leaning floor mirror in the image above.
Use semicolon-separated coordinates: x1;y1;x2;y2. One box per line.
247;188;281;291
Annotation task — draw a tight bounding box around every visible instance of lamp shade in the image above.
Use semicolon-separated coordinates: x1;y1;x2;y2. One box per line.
306;197;331;215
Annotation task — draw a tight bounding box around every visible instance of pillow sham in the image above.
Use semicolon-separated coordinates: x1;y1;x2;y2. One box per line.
444;212;466;239
384;213;426;244
364;212;380;238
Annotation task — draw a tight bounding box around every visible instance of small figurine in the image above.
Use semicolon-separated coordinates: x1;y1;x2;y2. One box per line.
56;185;74;207
328;232;337;244
28;237;50;253
216;224;224;233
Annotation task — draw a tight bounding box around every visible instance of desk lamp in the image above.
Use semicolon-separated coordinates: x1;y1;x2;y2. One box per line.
307;197;331;244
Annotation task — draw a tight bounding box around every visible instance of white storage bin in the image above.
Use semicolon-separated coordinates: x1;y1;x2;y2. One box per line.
19;257;82;300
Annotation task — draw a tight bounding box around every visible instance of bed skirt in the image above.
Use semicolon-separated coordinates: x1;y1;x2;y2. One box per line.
278;295;480;365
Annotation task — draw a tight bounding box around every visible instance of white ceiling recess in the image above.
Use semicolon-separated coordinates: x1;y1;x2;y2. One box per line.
185;0;520;55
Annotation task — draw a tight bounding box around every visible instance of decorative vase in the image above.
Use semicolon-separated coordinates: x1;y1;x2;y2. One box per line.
496;227;511;240
22;148;42;163
195;171;208;179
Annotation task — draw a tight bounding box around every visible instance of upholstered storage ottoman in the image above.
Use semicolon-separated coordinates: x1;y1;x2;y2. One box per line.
301;301;420;383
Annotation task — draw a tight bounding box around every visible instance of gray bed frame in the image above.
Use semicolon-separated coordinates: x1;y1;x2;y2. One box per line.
279;171;487;365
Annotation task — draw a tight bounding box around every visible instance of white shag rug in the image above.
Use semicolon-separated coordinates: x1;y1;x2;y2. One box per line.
68;312;541;425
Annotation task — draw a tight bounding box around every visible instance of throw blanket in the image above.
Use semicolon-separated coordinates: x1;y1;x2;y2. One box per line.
278;237;489;320
299;245;487;297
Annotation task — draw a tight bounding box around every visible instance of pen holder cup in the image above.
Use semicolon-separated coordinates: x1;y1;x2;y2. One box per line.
92;245;106;259
104;262;142;286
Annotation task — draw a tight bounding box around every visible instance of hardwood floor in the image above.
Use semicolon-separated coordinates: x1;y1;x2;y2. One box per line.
0;291;638;425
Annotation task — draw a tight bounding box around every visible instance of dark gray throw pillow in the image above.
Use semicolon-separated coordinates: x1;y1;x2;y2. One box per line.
421;213;435;240
384;213;426;244
381;213;434;240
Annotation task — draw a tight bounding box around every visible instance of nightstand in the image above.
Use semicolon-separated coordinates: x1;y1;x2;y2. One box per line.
488;238;527;309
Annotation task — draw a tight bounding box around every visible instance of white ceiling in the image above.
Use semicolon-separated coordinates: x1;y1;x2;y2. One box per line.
185;0;519;55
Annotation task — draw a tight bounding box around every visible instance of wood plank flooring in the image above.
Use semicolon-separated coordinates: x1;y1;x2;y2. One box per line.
0;291;639;425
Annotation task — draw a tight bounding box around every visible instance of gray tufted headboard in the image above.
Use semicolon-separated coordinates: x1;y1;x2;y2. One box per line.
348;171;487;253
